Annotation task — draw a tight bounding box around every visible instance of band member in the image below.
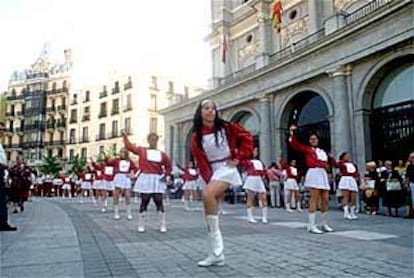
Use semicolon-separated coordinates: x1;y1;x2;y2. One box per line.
79;166;94;203
106;148;138;220
123;131;172;233
61;173;72;198
289;125;333;234
92;160;107;212
330;152;359;220
243;147;268;223
267;162;283;208
191;100;253;266
280;159;303;213
177;161;200;211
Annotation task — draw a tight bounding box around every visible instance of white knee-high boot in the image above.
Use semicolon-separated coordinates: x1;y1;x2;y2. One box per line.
159;211;167;232
320;212;334;232
308;212;323;234
114;205;120;220
126;204;132;220
198;215;225;267
247;208;257;223
138;212;145;232
261;207;268;223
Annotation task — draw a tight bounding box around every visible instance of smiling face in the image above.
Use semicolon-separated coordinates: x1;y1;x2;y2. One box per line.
119;148;128;159
147;134;159;149
290;160;296;167
201;101;216;125
309;134;319;147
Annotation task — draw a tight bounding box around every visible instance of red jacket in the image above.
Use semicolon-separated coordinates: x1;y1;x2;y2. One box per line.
331;159;359;178
79;170;94;182
101;159;116;181
105;158;138;175
280;159;300;181
177;164;199;181
289;134;328;169
192;123;253;183
92;162;104;180
245;159;266;177
124;137;172;175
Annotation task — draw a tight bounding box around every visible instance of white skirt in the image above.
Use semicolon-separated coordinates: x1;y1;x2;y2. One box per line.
304;168;330;190
62;184;71;190
338;176;358;192
183;180;198;190
113;173;132;189
243;176;266;193
285;178;299;190
134;173;166;193
210;163;242;186
103;180;114;191
92;180;102;190
81;181;92;190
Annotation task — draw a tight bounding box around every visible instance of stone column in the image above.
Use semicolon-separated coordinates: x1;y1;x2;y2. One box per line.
328;65;352;156
308;0;320;33
353;109;371;172
255;1;273;68
259;96;272;167
172;123;182;164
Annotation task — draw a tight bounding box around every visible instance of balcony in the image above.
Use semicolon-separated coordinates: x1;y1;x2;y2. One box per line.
83;98;90;103
7;94;24;101
111;109;120;116
71;100;78;105
25;123;45;131
344;0;392;25
69;117;77;124
46;122;55;130
44;140;65;147
57;105;66;113
112;87;120;95
16;111;24;118
46;106;56;114
99;91;107;98
123;105;133;112
56;122;66;129
96;134;106;141
4;143;22;150
98;111;107;118
109;131;121;139
68;137;77;145
79;137;89;143
14;127;24;134
6;112;15;118
82;115;90;122
124;82;132;90
27;72;48;79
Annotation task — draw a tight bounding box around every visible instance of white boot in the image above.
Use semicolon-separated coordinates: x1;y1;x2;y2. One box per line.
286;203;294;213
114;205;120;220
320;212;334;232
138;212;145;233
247;208;257;223
261;207;268;224
126;205;133;220
184;200;190;211
296;201;303;213
308;212;323;234
198;215;225;267
101;199;108;212
159;211;167;233
350;206;358;220
343;205;352;220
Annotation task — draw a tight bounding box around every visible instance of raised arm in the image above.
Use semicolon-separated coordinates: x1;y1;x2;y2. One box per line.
279;159;289;170
231;123;253;162
122;132;141;155
329;155;341;168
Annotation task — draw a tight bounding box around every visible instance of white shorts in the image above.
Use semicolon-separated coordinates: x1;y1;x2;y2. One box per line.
81;181;92;190
92;180;105;190
284;178;299;190
113;173;132;189
134;173;166;193
62;184;71;190
182;180;198;190
243;176;266;193
103;180;114;191
210;163;242;187
338;176;358;192
304;168;330;190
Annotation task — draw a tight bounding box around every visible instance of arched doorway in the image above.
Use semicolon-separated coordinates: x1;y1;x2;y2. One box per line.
281;91;331;165
231;111;260;151
369;60;414;161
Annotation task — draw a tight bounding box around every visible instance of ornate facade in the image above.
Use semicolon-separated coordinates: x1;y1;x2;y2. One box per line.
160;0;414;170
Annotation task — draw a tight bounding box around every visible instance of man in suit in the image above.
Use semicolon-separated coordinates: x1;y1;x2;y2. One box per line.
0;122;17;231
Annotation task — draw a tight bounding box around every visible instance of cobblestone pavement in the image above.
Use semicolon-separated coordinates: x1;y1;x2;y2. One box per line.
1;197;413;278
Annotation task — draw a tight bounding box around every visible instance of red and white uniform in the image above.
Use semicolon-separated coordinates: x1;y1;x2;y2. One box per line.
79;170;94;190
124;139;172;194
101;159;116;191
191;123;253;186
331;159;359;192
280;159;300;190
243;159;266;193
62;176;71;190
289;133;330;190
178;165;199;190
91;163;105;190
107;158;138;189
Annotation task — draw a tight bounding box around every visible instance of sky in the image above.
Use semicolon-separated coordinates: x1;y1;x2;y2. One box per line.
0;0;212;91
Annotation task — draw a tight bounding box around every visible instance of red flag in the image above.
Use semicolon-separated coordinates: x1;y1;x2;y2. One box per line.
221;33;228;64
271;0;282;33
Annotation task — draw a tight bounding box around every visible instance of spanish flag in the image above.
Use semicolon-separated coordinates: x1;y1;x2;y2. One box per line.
271;0;282;33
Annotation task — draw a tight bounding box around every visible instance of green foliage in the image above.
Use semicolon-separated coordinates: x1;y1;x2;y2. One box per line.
67;154;86;175
39;154;62;177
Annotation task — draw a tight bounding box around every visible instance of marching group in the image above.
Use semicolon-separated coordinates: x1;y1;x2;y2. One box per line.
0;100;413;267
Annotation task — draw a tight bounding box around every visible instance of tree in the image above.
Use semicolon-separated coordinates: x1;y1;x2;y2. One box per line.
39;154;62;177
67;154;86;176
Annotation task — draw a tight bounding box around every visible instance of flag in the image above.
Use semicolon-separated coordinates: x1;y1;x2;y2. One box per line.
271;0;282;33
221;33;228;64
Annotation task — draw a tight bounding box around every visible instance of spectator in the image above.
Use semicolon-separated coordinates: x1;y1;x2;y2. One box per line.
361;161;380;215
380;160;403;217
0;122;17;231
8;154;33;213
267;162;282;208
394;159;406;176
